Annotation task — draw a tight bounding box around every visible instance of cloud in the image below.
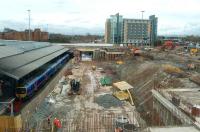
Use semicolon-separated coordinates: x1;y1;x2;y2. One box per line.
1;0;200;35
0;20;104;35
183;23;200;35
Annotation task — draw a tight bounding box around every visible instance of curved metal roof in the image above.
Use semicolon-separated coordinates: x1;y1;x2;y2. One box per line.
0;46;22;59
0;40;69;80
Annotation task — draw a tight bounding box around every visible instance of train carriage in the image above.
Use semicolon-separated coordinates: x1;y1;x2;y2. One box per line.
16;53;72;99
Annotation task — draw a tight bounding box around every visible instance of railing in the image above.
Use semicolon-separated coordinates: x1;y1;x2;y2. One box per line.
0;98;15;116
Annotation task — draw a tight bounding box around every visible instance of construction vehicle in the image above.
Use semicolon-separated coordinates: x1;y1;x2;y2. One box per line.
127;44;143;56
68;79;80;95
131;47;142;56
161;41;175;51
190;48;198;56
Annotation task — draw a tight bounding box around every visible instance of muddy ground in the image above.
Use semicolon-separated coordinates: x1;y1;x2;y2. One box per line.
27;61;146;131
26;51;200;130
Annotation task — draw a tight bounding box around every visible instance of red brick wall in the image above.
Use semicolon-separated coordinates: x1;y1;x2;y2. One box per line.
0;29;48;41
41;32;49;41
0;34;3;39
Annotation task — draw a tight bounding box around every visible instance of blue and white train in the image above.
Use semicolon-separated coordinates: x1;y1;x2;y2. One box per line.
16;53;72;99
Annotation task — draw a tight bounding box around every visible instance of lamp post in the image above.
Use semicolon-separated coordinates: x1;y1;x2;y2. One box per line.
141;11;145;47
47;24;49;40
141;10;145;19
27;9;31;41
113;23;115;44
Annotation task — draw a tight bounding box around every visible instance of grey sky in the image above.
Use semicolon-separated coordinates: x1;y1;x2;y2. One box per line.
0;0;200;35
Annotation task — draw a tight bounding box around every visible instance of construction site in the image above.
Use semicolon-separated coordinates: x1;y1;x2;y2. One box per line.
0;40;200;132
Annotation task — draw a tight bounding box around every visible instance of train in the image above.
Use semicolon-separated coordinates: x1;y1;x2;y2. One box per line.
15;51;73;99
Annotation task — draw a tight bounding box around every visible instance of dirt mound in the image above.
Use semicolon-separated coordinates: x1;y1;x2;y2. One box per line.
117;61;159;87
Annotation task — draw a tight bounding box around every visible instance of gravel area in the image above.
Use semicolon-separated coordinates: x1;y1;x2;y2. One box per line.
95;94;123;108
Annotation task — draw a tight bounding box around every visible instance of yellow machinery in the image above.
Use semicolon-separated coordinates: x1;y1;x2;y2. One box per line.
190;48;198;56
92;65;96;71
116;61;124;65
113;81;134;105
113;91;129;101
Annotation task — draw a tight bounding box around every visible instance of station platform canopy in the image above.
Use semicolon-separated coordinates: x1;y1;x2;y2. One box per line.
0;40;69;80
0;40;51;59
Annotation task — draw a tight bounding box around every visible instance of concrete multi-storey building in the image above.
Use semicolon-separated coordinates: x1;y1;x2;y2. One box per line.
123;19;150;45
105;13;158;46
149;15;158;46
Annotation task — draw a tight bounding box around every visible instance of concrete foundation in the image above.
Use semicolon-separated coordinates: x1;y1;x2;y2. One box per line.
153;98;181;125
152;90;193;126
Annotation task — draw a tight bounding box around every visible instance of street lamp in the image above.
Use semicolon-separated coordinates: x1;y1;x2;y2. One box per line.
141;11;145;47
113;22;115;44
46;24;49;40
27;9;31;41
141;10;145;19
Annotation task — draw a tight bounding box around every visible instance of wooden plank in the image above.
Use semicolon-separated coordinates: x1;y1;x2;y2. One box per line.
127;89;134;106
113;81;133;91
0;115;22;131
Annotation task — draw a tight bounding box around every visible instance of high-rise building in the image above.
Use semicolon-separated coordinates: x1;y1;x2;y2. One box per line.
105;19;111;44
123;19;150;45
105;13;123;44
105;13;158;46
149;15;158;47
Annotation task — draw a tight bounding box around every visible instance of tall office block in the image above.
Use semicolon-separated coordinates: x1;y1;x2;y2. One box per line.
105;19;111;43
149;15;158;47
105;13;123;44
123;19;150;45
105;13;157;46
